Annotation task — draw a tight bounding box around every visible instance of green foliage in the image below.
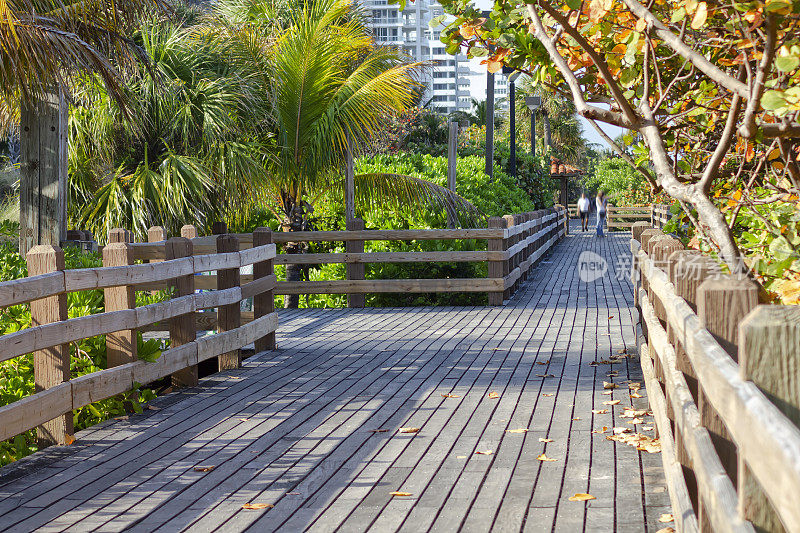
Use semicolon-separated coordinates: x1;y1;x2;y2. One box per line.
584;158;667;206
0;245;165;466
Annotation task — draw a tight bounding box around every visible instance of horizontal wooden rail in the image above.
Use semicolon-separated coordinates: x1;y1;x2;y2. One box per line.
632;229;800;532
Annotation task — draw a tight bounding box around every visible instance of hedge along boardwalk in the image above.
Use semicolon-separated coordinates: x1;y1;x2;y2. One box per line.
0;222;667;532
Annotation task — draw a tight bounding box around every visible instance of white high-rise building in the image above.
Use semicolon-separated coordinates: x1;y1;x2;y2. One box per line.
359;0;474;115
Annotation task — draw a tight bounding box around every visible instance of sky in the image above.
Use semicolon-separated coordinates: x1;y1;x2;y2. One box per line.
463;0;624;149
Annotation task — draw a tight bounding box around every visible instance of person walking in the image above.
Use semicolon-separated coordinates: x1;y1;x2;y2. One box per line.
596;191;608;237
577;193;590;231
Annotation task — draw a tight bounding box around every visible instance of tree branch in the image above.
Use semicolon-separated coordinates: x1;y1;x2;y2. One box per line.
738;14;777;139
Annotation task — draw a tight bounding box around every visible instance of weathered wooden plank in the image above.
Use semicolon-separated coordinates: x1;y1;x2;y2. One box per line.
0;272;65;309
276;278;502;295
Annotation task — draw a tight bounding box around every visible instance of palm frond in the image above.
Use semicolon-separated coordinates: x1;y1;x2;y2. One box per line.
329;173;485;228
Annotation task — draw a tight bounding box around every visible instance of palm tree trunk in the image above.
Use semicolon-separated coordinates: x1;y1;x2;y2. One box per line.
282;194;306;309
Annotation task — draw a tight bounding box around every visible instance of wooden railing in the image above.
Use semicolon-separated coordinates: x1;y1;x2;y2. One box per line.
651;203;671;228
0;208;567;451
630;222;800;533
607;205;651;230
0;228;278;448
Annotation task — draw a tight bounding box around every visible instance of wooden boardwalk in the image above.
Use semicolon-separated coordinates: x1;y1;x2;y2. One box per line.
0;226;669;532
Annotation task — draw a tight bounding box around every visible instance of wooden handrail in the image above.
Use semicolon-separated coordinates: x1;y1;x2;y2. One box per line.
633;232;800;532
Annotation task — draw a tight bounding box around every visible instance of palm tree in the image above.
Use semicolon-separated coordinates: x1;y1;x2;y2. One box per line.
218;0;481;307
451;98;504;129
0;0;164;253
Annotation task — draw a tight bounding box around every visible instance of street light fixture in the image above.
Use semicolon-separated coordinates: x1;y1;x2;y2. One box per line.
525;96;541;158
503;67;521;178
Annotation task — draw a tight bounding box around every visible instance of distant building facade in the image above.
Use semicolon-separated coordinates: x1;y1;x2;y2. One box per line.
358;0;474;114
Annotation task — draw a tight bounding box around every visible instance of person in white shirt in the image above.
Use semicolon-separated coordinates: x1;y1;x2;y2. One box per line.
596;191;609;237
577;193;590;231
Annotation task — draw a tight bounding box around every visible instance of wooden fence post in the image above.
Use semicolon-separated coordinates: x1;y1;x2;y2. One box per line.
487;216;506;305
631;221;650;242
738;305;800;532
104;229;136;368
503;214;515;299
253;228;276;352
695;276;758;526
166;237;198;388
217;234;241;370
181;224;198;240
212;221;227;235
148;226;166;246
446;121;458;229
346;218;365;308
26;244;73;446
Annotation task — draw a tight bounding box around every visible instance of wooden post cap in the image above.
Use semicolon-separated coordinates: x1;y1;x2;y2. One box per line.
639;229;663;251
631;221;650;241
148;226;166;242
108;228;129;243
180;225;198;239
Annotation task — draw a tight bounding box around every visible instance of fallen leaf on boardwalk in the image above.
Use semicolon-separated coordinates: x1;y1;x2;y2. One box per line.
656;528;675;533
568;493;596;501
603;381;618;389
613;427;631;434
390;491;412;497
630;392;643;398
441;393;460;398
242;503;273;510
147;406;161;411
194;466;215;472
114;416;129;421
239;418;250;422
542;393;554;397
620;409;648;418
536;360;550;365
537;454;556;462
398;427;420;434
592;427;609;434
642;426;654;431
65;435;76;445
627;418;644;425
539;438;553;443
659;513;674;523
606;432;661;453
506;428;529;433
572;417;582;421
606;371;619;376
608;315;615;319
617;348;627;354
602;391;613;395
628;382;641;391
488;391;500;399
603;400;621;405
369;429;389;433
475;450;493;455
592;409;609;414
536;374;555;378
457;455;467;459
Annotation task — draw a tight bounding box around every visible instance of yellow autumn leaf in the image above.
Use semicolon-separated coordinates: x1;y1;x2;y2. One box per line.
539;437;554;443
592;409;609;414
603;381;618;389
537;453;556;461
475;450;493;455
691;2;708;29
194;466;214;472
507;428;529;433
568;493;596;501
603;399;621;405
488;391;500;399
441;393;460;398
390;491;412;497
398;427;420;433
242;503;273;510
659;513;674;523
635;17;647;32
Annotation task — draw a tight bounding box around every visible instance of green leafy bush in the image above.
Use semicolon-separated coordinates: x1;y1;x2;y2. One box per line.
0;244;163;466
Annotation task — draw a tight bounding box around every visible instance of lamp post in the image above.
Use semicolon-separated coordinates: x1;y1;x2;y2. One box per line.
525;96;541;158
503;66;520;178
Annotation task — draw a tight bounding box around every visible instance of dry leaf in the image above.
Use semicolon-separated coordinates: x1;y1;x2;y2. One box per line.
369;429;389;433
592;409;609;414
628;382;641;390
603;400;621;405
441;393;460;398
603;381;618;390
568;493;596;502
608;315;615;319
475;450;493;455
242;503;273;510
659;513;674;523
613;427;631;434
630;392;643;398
537;454;556;462
572;417;582;421
147;406;160;411
542;393;554;397
488;391;500;399
194;466;215;472
239;418;250;422
536;373;555;378
398;427;420;434
539;438;553;443
506;428;529;433
656;528;675;533
457;455;467;459
602;391;613;395
536;360;550;365
592;426;609;434
65;434;76;445
627;418;644;425
390;491;412;497
114;416;129;421
642;426;654;431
